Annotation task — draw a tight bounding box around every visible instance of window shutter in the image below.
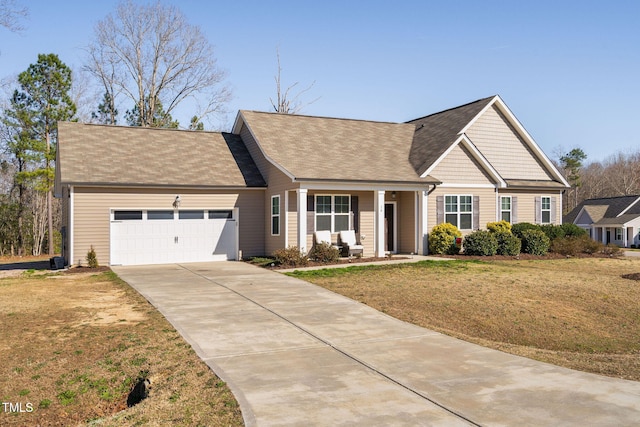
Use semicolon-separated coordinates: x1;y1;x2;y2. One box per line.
351;196;359;232
436;196;444;224
473;196;480;230
307;194;315;234
511;197;518;224
534;196;541;224
550;197;557;224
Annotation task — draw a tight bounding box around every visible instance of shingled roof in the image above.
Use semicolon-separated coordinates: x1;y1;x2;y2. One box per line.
407;96;495;176
56;122;265;188
239;111;439;184
564;195;640;224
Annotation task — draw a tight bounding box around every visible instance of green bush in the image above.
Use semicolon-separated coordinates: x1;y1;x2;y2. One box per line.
521;229;550;255
495;231;521;256
486;220;512;234
511;222;540;239
560;223;587;237
86;246;99;268
463;230;498;256
428;223;462;255
273;246;309;267
540;224;565;241
308;242;340;264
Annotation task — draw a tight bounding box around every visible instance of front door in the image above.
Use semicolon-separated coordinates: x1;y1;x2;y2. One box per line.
384;203;396;253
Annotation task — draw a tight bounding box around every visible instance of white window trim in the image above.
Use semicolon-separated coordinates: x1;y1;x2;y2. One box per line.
541;196;551;224
500;196;512;223
271;195;280;236
615;228;623;241
315;194;351;233
445;194;473;230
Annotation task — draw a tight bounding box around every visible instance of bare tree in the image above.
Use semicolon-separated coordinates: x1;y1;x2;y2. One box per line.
84;0;230;127
270;49;319;114
0;0;27;33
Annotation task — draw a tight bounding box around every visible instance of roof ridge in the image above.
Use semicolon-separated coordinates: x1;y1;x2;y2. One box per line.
405;95;496;123
58;121;226;135
240;110;409;126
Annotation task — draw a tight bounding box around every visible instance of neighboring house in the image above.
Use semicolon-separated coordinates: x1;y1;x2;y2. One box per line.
564;195;640;247
55;95;569;266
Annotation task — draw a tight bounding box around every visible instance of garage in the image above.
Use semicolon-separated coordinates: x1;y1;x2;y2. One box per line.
110;209;238;266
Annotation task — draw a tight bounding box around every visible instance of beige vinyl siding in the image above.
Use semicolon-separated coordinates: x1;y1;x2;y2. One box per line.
431;144;494;184
396;191;416;254
465;105;552;181
71;187;264;266
428;187;496;235
497;190;562;224
287;191;298;247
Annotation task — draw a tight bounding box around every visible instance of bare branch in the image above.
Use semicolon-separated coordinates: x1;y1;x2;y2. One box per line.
0;0;28;33
270;48;319;114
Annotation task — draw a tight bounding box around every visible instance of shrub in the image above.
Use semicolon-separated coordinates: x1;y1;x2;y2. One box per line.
511;222;540;239
550;235;602;256
580;236;604;254
540;224;565;241
486;220;512;234
463;230;498;256
495;231;521;256
308;242;340;264
86;246;99;268
273;246;309;267
602;244;621;256
428;223;462;255
520;229;550;255
560;223;587;237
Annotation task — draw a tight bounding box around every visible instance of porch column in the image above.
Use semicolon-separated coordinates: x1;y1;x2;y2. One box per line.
623;227;628;248
417;190;428;255
601;227;606;244
297;189;308;253
375;190;385;257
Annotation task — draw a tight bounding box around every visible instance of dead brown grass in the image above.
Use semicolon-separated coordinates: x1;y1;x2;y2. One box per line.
0;266;243;426
290;257;640;381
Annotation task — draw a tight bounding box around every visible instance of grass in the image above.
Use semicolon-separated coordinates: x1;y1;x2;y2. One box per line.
288;257;640;381
0;263;244;426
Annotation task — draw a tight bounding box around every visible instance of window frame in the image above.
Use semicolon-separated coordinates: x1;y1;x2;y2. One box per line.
271;195;280;236
500;196;512;223
445;195;473;230
615;227;623;241
541;196;551;224
314;194;351;233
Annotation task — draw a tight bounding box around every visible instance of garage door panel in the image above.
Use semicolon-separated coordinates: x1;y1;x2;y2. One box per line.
111;210;237;266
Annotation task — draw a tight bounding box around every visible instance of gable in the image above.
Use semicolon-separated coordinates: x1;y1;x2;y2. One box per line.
430;143;495;185
465;105;554;181
575;209;594;225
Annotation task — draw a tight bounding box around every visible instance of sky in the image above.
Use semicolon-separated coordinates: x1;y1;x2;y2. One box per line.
1;0;639;163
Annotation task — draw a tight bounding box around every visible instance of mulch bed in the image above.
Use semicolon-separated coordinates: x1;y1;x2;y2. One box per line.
621;272;640;281
264;256;407;270
64;266;112;274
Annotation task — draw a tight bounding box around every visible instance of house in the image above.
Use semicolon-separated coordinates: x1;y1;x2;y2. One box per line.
55;95;569;266
564;195;640;247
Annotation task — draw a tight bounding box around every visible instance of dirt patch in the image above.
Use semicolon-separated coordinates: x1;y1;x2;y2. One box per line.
621;272;640;281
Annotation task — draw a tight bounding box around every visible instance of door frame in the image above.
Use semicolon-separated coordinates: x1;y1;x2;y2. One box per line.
384;202;397;254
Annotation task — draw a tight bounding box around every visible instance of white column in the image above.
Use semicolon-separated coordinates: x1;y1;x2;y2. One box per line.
417;189;429;255
297;189;308;253
375;190;385;257
283;191;289;248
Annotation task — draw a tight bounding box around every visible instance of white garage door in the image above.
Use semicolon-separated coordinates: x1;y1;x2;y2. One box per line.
110;209;237;266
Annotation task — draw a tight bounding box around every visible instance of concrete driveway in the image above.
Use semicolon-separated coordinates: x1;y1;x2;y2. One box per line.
113;262;640;426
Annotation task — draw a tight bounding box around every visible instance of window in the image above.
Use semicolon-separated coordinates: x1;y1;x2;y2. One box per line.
315;195;351;232
179;210;204;220
148;210;174;220
541;197;551;224
209;210;233;219
271;195;280;235
500;197;511;223
445;195;472;230
114;210;142;220
615;228;623;241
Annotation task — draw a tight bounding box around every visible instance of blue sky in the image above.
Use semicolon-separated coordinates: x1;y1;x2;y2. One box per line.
1;0;639;163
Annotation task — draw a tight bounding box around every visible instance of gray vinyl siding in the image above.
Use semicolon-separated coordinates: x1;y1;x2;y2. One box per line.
71;187;264;266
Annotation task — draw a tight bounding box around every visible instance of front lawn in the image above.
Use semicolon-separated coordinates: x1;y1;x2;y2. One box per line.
288;257;640;381
0;266;243;426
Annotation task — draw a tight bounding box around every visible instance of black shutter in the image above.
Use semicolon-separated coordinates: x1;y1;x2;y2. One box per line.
351;196;359;232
